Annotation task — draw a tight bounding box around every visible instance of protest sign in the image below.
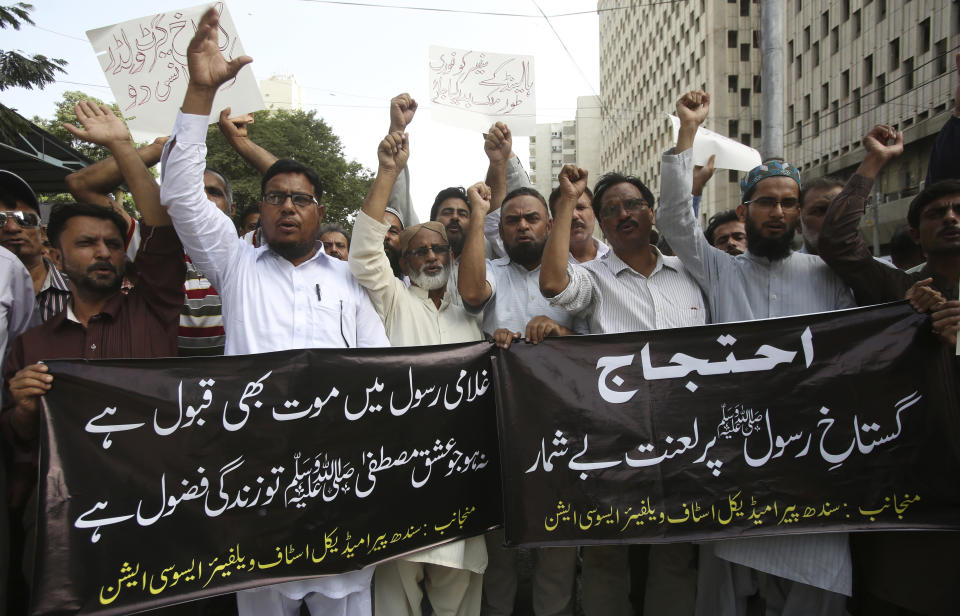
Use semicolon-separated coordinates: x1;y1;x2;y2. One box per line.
86;2;263;138
668;113;762;171
428;45;536;134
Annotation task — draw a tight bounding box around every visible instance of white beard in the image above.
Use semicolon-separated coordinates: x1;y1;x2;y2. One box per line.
409;262;450;291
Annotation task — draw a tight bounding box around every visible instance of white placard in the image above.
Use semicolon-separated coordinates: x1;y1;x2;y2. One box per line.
428;45;536;135
86;2;263;138
668;114;763;172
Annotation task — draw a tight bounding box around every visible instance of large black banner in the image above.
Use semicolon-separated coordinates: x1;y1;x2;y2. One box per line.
36;343;500;615
494;302;960;546
34;302;960;614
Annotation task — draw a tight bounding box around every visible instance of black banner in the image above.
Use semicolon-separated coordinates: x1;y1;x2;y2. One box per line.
34;302;960;614
36;343;500;615
494;302;960;546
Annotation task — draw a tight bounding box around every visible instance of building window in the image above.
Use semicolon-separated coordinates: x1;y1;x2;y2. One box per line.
729;170;740;184
877;0;886;22
752;30;760;49
877;74;886;104
728;30;738;48
936;39;948;74
853;10;861;37
842;0;850;21
796;55;803;78
864;55;873;85
803;26;810;50
903;58;914;91
753;120;762;138
728;119;739;138
753;75;762;93
813;42;820;66
741;43;750;62
788;40;794;60
728;75;739;92
812;112;820;137
821;11;829;35
889;38;900;71
740;0;749;16
795;0;801;13
822;83;829;109
853;88;861;115
919;18;931;54
741;88;751;106
795;121;803;145
788;104;795;126
831;101;839;127
841;69;850;97
804;94;811;119
831;27;839;54
741;133;751;146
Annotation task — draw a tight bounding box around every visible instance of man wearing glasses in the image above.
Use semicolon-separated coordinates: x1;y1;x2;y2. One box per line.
539;164;706;616
159;11;388;614
657;91;854;616
0;171;71;322
348;131;488;616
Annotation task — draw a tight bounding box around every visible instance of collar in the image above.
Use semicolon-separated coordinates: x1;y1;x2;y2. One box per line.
745;248;795;265
407;282;450;307
40;258;70;294
493;255;541;273
256;241;328;265
606;245;678;276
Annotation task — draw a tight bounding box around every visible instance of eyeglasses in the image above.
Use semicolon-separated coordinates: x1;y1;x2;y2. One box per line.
0;210;40;228
599;198;649;219
920;202;960;221
404;243;450;258
743;196;800;210
262;192;318;207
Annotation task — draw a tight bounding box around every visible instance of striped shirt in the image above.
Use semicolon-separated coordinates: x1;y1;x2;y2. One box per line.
179;255;225;356
482;256;588;336
549;248;707;334
36;258;70;322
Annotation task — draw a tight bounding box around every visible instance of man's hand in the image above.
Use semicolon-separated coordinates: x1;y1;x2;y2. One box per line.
932;300;960;348
9;363;52;434
186;8;252;92
218;107;255;144
62;101;131;148
525;316;565;344
493;329;521;349
389;93;418;133
484;122;512;163
692;154;716;197
152;136;170;147
377;131;409;174
906;278;946;313
677;91;710;127
863;124;903;161
557;164;588;203
467;182;492;218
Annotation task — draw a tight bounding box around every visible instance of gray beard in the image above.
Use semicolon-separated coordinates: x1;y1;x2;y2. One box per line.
409;262;450;291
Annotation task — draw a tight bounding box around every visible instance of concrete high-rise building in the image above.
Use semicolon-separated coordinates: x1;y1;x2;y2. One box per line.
259;74;303;111
785;0;958;250
528;96;604;201
598;0;763;226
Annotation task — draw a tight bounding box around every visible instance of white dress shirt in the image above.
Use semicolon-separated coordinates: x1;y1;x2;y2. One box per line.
482;256;587;336
160;112;389;357
658;147;853;596
549;248;707;334
159;111;387;606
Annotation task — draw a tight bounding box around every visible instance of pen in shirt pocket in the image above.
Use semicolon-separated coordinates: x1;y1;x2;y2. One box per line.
315;284;321;302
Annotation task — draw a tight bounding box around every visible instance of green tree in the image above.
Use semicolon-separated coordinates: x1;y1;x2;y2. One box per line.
0;3;66;91
204;109;373;229
33;90;126;161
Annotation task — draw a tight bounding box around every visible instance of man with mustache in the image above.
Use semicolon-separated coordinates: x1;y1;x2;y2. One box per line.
431;186;471;259
657;91;854;616
704;210;746;256
348;131;488;616
2;104;185;610
539;163;706;616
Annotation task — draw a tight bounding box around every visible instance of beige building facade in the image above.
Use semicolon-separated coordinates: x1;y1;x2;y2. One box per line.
528;95;604;201
259;74;303;111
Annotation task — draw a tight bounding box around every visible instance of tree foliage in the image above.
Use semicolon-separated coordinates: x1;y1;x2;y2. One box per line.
204;109;373;229
32;90;126;161
0;3;66;91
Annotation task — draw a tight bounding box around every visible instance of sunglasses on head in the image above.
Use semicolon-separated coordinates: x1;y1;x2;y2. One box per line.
0;210;40;228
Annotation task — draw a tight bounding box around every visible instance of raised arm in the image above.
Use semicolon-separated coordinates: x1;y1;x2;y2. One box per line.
484;122;512;212
458;182;492;307
63;101;171;227
818;125;908;305
540;165;587;297
218;108;278;174
386;93;419;227
181;8;252;117
361;132;409;222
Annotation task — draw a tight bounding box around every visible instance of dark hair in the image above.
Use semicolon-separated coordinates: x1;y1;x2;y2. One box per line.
46;202;128;249
548;185;593;217
888;224;922;269
430;186;469;221
592;172;655;220
261;159;324;202
800;176;844;208
704;209;741;245
237;204;260;226
204;166;234;205
319;223;351;247
503;187;549;217
908;179;960;228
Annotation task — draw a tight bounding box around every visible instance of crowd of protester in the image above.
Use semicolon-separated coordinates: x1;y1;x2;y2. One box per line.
1;8;958;616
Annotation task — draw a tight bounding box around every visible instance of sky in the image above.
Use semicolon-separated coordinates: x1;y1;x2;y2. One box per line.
3;0;601;222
